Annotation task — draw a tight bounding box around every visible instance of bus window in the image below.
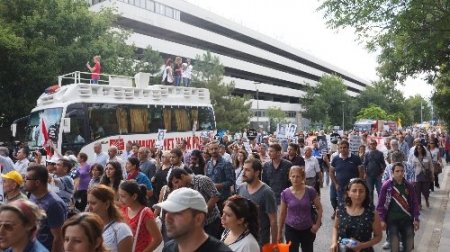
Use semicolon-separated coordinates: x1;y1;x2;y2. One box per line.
88;104;127;140
173;107;191;132
163;108;173;132
198;107;215;130
149;106;163;133
129;107;149;133
62;105;87;154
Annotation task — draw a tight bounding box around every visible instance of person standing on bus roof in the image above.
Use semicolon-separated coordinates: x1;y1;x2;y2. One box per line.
86;55;101;84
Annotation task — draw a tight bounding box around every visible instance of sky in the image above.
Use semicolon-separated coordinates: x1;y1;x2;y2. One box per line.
185;0;434;99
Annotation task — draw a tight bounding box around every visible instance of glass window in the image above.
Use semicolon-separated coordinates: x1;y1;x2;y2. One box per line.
197;107;215;131
146;0;155;11
155;2;164;14
129;107;149;133
173;9;180;20
173;107;191;132
165;6;173;18
149;106;164;133
62;104;87;154
26;108;63;148
88;104;128;140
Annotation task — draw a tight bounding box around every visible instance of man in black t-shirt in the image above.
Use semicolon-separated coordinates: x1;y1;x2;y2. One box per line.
156;187;232;252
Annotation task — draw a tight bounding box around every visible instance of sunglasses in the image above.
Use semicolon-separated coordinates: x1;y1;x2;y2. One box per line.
0;222;16;231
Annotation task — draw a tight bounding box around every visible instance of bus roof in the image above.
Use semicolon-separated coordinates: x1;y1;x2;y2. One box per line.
34;71;212;111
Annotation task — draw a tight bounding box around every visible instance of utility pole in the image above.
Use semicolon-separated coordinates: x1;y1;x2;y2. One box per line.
254;82;261;124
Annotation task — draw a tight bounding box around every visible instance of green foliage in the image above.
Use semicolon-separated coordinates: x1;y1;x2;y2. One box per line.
192;51;251;131
0;0;150;125
301;74;353;129
135;46;164;76
432;68;450;126
356;105;388;120
267;107;287;131
405;95;432;124
319;0;450;126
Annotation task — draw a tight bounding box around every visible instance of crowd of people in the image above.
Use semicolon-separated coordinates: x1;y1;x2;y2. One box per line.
0;127;448;252
162;57;193;87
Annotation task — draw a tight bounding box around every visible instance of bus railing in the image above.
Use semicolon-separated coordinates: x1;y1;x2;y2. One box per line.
57;71;133;87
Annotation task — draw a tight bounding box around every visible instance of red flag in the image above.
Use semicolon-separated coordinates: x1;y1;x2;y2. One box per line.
40;118;51;156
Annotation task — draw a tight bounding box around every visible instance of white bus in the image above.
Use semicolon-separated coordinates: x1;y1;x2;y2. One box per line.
12;71;216;161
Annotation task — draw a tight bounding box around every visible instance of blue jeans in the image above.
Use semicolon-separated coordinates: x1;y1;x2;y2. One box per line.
366;176;381;203
387;218;414;252
90;79;98;84
182;77;191;87
174;75;182;86
330;183;338;210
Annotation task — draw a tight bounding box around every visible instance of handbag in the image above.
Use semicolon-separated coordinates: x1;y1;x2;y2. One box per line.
307;186;319;225
418;159;433;182
431;153;443;174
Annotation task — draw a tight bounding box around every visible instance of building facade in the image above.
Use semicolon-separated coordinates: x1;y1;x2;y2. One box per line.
89;0;369;130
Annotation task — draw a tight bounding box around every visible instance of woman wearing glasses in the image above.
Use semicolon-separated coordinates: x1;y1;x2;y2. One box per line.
330;178;382;252
0;199;48;252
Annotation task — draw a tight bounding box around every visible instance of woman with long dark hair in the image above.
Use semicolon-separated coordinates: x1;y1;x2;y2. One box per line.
100;161;123;194
330;178;382;252
119;181;162;252
221;195;260;252
412;144;433;208
232;150;247;192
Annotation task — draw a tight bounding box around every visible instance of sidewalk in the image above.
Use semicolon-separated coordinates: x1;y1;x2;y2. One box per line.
437;161;450;252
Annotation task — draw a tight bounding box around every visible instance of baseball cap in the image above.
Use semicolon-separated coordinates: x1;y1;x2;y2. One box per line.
155;187;207;214
1;170;24;186
46;155;60;164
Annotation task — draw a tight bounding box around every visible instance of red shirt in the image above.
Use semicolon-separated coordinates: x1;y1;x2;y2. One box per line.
123;207;155;252
92;62;101;80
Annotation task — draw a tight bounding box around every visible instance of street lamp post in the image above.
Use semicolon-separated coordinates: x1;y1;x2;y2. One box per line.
254;82;260;124
341;100;345;131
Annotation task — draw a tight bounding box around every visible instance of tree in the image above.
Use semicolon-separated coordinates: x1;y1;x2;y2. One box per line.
405;95;432;124
319;0;450;82
432;69;450;125
192;51;251;131
301;74;353;129
319;0;450;125
356;105;388;121
266;107;287;132
135;45;164;81
0;0;146;125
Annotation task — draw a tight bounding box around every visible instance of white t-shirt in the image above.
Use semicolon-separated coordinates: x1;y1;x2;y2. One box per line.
103;221;133;252
227;233;260;252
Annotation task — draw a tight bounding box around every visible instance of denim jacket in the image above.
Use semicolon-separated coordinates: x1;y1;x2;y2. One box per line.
377;178;420;222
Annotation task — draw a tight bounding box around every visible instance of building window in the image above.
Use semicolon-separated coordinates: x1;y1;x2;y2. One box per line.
146;0;155;11
165;6;173;18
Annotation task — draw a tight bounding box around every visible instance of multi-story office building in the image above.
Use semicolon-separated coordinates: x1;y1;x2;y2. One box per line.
89;0;369;130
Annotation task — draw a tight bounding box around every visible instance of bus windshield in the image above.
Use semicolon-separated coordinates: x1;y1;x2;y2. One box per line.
26;108;62;148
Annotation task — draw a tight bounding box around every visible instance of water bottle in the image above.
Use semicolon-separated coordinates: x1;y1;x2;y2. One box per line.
340;238;358;248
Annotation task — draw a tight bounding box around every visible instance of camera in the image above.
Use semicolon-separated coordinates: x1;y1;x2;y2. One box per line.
33;148;47;157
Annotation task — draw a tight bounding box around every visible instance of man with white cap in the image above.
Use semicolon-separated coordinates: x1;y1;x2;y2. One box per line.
157;187;232;252
1;170;27;203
